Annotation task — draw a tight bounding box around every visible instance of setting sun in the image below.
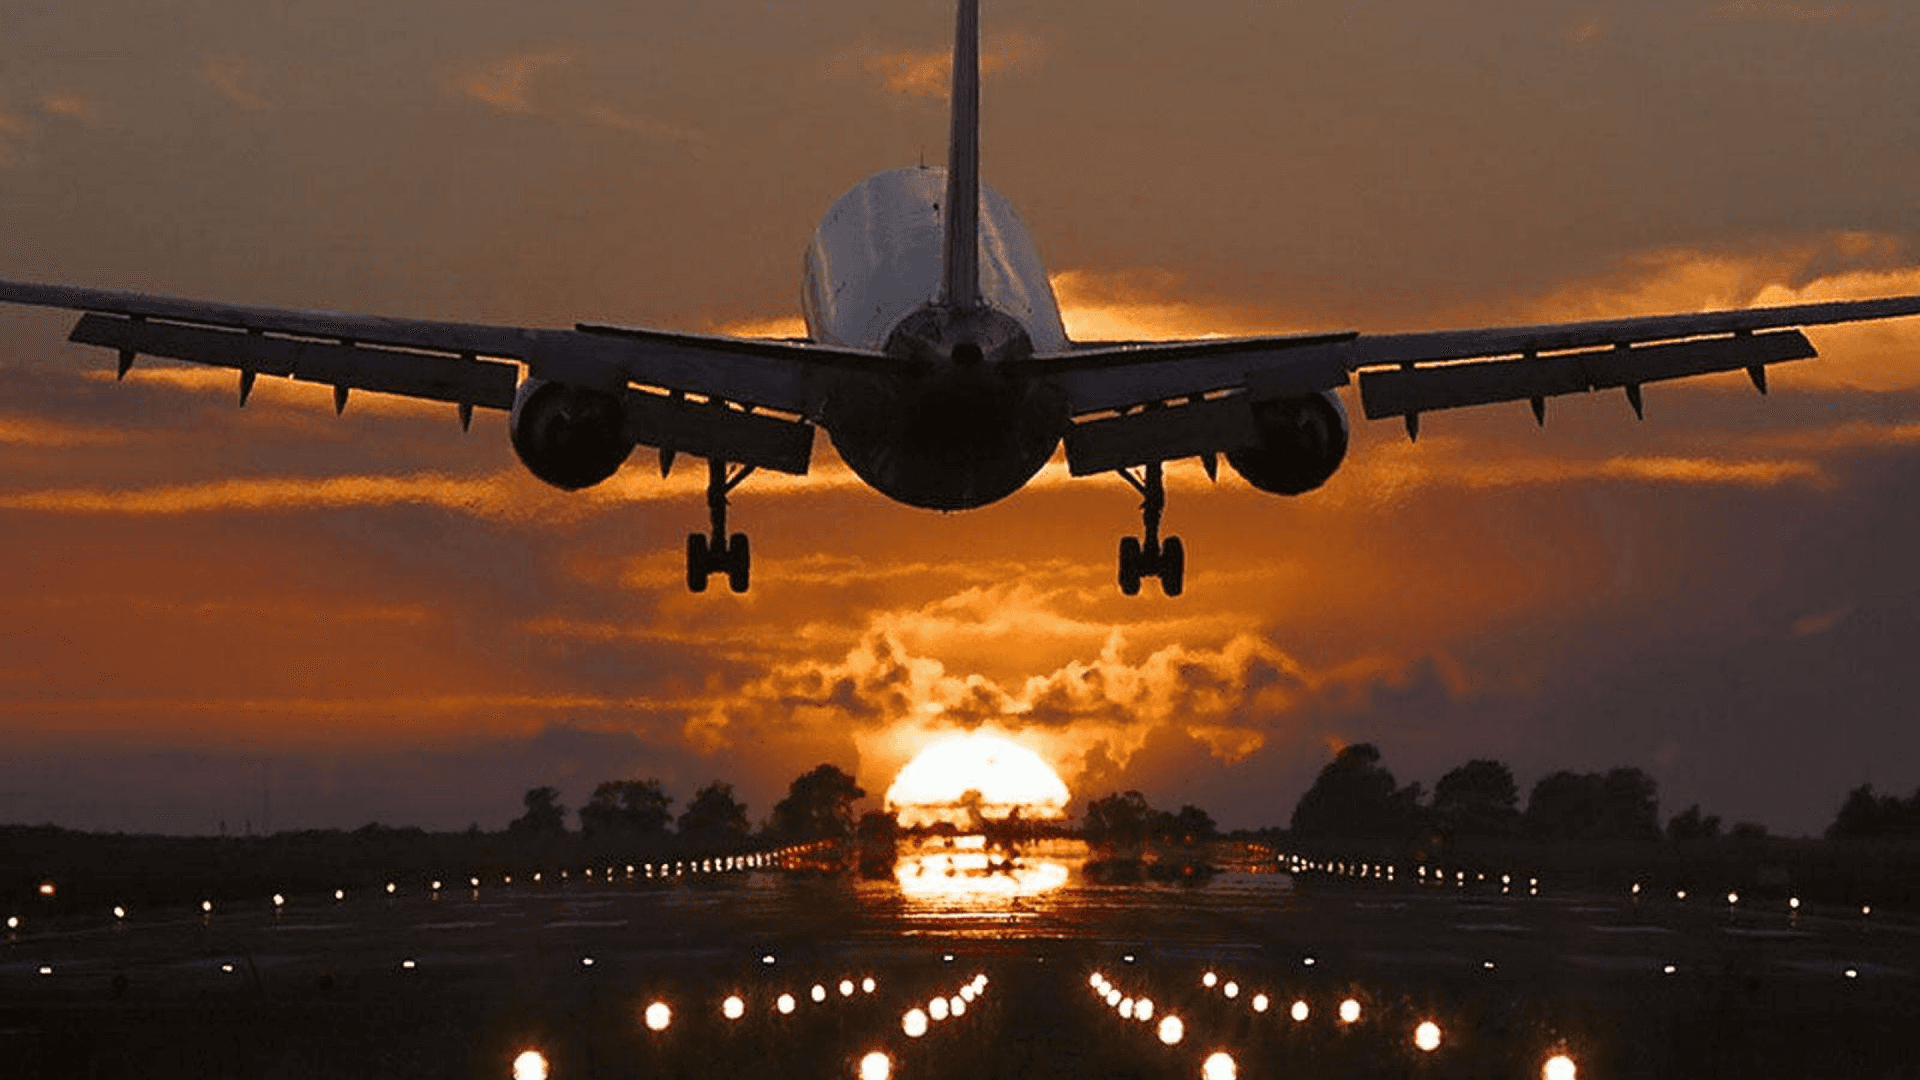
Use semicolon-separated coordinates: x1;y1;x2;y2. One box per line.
885;732;1071;828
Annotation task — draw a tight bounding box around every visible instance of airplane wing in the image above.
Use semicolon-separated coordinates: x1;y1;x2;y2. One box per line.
1040;295;1920;475
0;278;890;475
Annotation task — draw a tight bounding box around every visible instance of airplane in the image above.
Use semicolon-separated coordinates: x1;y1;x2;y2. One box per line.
5;0;1920;597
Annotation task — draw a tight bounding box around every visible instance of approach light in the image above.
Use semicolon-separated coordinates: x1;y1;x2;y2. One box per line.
202;901;213;913
930;996;950;1021
1157;1015;1184;1046
1201;1051;1237;1080
1223;981;1239;1000
1483;960;1496;971
581;956;594;967
644;1001;671;1031
1676;890;1687;900
943;952;954;962
431;880;442;891
1339;998;1361;1024
1203;971;1217;988
1845;968;1859;979
1120;998;1134;1019
1136;998;1154;1021
903;1008;928;1038
812;984;827;1003
1303;956;1316;967
1862;905;1872;916
1290;1000;1309;1022
1252;993;1269;1013
1106;988;1121;1007
37;882;54;897
1090;973;1104;989
777;993;796;1015
221;963;235;973
511;1050;549;1080
402;959;416;970
1632;883;1641;895
1663;964;1677;974
950;995;966;1017
387;882;397;894
113;906;125;919
723;995;745;1020
1728;892;1739;905
862;977;877;994
858;1051;892;1080
1543;1053;1578;1080
7;916;17;929
273;894;285;908
1415;1020;1442;1052
840;979;855;997
1124;954;1136;963
960;985;976;1002
762;954;776;965
1790;897;1801;910
472;877;481;888
37;965;52;976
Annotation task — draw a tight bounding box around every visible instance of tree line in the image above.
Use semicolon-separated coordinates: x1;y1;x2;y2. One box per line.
506;764;867;845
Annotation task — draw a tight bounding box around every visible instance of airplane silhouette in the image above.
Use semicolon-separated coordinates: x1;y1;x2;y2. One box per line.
5;0;1919;595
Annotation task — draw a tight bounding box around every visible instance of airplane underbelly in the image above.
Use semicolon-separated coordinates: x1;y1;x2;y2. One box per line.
802;167;1068;353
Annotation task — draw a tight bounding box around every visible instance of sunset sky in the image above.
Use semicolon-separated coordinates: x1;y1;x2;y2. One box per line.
4;0;1919;837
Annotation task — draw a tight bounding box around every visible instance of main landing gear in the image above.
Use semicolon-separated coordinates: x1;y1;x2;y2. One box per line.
1116;460;1184;597
687;458;755;593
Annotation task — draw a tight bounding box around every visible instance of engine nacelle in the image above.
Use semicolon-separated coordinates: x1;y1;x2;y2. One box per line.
509;378;634;491
1225;389;1350;496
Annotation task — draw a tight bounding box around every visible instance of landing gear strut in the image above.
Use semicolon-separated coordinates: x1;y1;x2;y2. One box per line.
687;458;755;593
1116;460;1184;597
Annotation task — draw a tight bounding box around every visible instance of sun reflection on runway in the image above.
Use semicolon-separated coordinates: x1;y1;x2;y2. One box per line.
893;837;1072;902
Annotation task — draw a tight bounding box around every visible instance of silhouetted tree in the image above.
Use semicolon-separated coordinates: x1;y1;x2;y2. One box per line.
1826;784;1920;840
1171;804;1217;844
1290;744;1424;841
1524;768;1659;843
1433;759;1519;838
770;764;866;841
1083;790;1157;847
509;786;568;838
1667;803;1723;842
578;779;673;840
1728;821;1769;842
677;781;750;843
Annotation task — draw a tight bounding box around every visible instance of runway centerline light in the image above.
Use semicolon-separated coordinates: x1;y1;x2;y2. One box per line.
581;956;594;967
1727;892;1738;905
862;976;876;994
1106;988;1121;1007
777;993;796;1015
273;894;285;908
334;889;345;901
644;1001;671;1031
1543;1053;1578;1080
1303;956;1315;967
840;979;855;997
386;882;396;894
1415;1020;1442;1052
1252;993;1269;1013
1120;998;1134;1019
722;995;745;1020
113;906;126;919
1664;964;1677;974
1290;1000;1310;1022
1201;1051;1237;1080
1090;972;1104;988
950;995;966;1016
762;954;776;965
37;965;52;975
202;901;213;913
1339;998;1361;1024
402;959;416;970
903;1008;928;1038
811;984;826;1003
1790;896;1801;910
6;916;17;929
37;882;54;897
858;1051;892;1080
1202;971;1218;988
930;996;950;1021
1223;980;1239;999
512;1050;549;1080
1157;1014;1184;1046
1845;968;1858;979
1136;998;1154;1021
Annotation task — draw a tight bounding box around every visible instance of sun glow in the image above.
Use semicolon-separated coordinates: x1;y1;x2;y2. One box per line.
885;732;1070;828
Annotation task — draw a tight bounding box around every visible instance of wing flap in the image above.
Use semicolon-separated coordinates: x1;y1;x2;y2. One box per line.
1064;396;1256;476
624;390;813;475
71;313;520;409
1358;329;1815;420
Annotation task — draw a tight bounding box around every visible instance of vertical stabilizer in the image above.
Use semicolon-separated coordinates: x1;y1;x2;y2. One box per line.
941;0;981;313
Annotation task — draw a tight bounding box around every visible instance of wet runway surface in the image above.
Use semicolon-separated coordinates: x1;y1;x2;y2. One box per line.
4;858;1913;1078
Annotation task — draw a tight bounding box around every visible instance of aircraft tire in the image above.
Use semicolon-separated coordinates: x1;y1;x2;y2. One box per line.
687;533;710;593
727;533;751;594
1160;535;1185;597
1119;536;1143;596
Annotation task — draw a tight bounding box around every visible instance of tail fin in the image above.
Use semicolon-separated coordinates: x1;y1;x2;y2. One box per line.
941;0;981;313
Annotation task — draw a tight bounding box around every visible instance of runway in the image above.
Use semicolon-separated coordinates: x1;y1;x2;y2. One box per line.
2;850;1911;1078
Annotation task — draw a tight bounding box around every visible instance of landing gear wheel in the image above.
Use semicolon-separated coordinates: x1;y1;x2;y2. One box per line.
1160;536;1185;597
1119;536;1143;596
726;533;751;594
687;533;710;593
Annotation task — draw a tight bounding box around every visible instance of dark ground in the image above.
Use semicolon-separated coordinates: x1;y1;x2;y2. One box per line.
2;852;1913;1079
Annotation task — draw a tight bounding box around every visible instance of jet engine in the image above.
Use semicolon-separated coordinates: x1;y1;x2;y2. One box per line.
1225;389;1350;496
509;378;634;490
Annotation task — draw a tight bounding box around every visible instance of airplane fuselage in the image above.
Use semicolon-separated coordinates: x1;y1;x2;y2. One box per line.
803;167;1071;510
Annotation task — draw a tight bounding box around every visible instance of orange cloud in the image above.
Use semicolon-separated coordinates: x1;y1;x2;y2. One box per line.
201;59;273;113
0;414;128;447
459;50;573;115
833;32;1046;101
